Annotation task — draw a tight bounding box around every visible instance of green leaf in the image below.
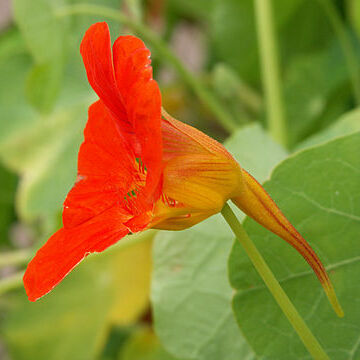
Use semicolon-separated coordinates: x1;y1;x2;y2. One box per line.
13;0;68;113
2;233;154;360
295;107;360;151
25;60;64;114
0;36;35;146
152;217;253;360
151;124;287;360
0;165;17;246
0;28;26;60
229;132;360;359
284;42;351;146
13;0;66;64
225;123;287;181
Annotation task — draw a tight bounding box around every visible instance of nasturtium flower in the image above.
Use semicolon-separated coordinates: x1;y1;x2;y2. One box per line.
23;23;340;315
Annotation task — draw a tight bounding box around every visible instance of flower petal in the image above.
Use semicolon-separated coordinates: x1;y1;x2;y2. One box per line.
81;24;163;206
160;109;242;212
80;22;127;124
161;108;234;162
113;35;163;204
63;100;136;229
163;154;242;212
23;206;130;302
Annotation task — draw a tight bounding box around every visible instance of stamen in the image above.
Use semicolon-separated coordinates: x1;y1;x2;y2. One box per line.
124;188;139;203
136;158;147;175
161;193;180;207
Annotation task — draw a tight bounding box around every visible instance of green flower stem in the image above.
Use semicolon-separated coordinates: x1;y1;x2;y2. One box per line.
0;272;24;296
254;0;288;147
317;0;360;105
0;249;32;268
221;203;329;360
55;4;238;133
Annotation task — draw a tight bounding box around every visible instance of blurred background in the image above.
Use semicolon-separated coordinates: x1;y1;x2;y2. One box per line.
0;0;360;359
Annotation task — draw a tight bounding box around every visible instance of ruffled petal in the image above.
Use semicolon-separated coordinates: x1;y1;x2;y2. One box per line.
23;206;130;302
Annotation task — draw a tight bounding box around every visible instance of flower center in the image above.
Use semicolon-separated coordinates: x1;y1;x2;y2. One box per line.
122;158;147;213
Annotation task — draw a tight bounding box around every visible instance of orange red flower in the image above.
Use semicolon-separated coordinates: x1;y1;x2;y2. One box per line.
23;23;340;316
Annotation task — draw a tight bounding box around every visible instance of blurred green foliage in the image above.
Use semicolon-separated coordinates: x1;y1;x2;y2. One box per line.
0;165;17;246
0;0;359;359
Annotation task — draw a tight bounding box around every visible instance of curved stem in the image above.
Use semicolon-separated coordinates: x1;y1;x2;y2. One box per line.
221;203;329;360
55;4;238;133
317;0;360;105
0;249;32;268
254;0;288;147
0;272;24;296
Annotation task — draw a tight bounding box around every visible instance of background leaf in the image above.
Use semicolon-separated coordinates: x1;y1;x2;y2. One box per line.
295;107;360;151
225;123;287;181
25;61;63;114
284;42;352;146
12;0;68;112
152;216;254;360
12;0;66;63
1;232;154;360
229;132;360;359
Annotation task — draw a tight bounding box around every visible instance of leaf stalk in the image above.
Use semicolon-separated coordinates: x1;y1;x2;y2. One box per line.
221;203;330;360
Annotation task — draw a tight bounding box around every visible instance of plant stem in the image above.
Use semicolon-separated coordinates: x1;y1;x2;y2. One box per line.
0;249;32;268
254;0;288;147
0;272;24;296
317;0;360;105
221;203;329;360
55;4;238;133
